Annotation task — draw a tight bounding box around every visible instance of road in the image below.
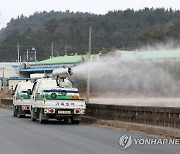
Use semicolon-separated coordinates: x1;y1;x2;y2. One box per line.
0;108;179;154
89;98;180;107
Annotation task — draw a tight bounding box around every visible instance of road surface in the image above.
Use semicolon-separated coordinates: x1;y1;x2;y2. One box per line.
89;98;180;107
0;108;179;154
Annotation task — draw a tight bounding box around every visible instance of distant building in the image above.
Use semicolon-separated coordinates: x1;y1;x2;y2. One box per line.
19;53;101;77
0;62;19;89
0;63;19;78
116;48;180;60
19;48;180;77
8;77;30;90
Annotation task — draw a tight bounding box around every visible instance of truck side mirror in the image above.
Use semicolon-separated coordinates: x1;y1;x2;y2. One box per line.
27;89;32;95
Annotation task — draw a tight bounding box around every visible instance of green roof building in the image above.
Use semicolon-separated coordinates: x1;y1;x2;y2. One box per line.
116;48;180;60
32;53;101;66
30;48;180;67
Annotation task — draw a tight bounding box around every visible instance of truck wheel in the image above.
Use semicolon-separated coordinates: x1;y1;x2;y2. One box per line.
71;119;80;124
17;106;25;118
39;109;48;124
64;118;70;123
13;106;17;117
31;108;36;121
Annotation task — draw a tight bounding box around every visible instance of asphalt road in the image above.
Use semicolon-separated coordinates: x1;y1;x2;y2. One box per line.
0;108;179;154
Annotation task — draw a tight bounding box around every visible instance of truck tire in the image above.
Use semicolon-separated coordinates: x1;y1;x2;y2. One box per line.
17;106;25;118
39;109;48;124
13;106;17;117
31;108;37;121
71;119;80;124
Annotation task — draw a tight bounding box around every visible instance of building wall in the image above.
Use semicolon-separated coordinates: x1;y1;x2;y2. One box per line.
8;80;26;90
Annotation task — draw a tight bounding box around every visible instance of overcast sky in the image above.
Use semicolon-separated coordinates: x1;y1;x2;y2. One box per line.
0;0;180;29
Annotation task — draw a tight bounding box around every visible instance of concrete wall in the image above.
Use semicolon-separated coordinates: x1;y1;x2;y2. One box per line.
85;104;180;128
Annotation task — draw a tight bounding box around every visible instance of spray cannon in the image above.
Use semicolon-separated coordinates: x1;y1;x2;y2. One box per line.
52;67;73;78
30;67;73;81
52;67;73;88
30;73;47;80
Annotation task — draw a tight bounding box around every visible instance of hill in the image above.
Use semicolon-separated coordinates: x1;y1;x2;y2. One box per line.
0;8;180;61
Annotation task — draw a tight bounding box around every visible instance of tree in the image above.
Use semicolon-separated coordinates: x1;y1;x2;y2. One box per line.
100;48;109;55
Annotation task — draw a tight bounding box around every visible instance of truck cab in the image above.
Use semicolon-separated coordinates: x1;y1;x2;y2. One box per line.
30;77;86;124
13;80;33;118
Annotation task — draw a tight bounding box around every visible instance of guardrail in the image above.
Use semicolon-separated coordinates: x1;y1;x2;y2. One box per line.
85;104;180;129
1;98;180;129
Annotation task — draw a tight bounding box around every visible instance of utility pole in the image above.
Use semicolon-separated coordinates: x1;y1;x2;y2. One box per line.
2;68;4;79
17;42;20;69
86;26;92;103
2;67;4;89
34;49;37;61
51;42;54;58
26;49;29;66
20;56;21;65
32;47;36;61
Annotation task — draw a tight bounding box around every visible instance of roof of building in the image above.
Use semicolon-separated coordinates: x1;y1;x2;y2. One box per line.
19;67;56;73
32;53;101;66
117;49;180;59
34;49;180;66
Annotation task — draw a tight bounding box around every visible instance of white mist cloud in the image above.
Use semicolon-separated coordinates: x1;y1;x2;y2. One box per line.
73;52;180;96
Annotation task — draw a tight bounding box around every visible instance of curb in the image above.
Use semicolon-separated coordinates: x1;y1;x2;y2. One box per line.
81;116;180;139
